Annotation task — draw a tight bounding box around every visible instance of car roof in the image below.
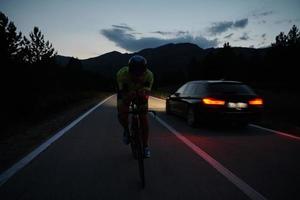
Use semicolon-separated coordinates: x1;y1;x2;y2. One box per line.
185;80;243;85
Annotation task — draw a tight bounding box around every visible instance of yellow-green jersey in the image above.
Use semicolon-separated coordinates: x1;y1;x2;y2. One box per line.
116;66;154;93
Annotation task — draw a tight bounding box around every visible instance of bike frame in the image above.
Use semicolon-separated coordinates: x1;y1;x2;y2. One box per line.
129;98;146;188
127;92;156;189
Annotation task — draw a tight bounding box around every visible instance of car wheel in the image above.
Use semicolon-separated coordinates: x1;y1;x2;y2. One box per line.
187;107;197;127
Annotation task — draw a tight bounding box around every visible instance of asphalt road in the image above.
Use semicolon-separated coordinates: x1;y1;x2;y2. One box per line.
0;95;299;200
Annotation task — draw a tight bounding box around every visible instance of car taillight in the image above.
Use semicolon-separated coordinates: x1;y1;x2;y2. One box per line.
249;98;263;105
202;97;225;105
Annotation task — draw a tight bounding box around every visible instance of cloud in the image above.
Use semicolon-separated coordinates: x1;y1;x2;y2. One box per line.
250;10;274;25
152;31;173;35
208;18;248;35
112;24;134;31
176;31;189;36
252;11;273;18
258;33;267;46
224;33;234;39
234;18;248;28
239;33;250;41
101;26;218;52
152;30;189;37
259;11;273;16
275;19;299;24
258;20;267;24
208;21;234;35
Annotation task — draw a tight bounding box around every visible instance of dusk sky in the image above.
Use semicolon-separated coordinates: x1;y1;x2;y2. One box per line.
1;0;300;59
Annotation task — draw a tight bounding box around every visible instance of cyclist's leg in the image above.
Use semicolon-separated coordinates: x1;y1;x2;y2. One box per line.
140;111;151;158
117;99;132;144
140;102;149;147
117;96;130;132
140;114;149;147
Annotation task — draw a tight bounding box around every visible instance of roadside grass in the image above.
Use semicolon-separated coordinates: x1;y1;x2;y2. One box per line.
0;92;112;173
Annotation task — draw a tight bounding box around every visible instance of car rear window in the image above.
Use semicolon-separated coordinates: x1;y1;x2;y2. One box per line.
207;83;255;95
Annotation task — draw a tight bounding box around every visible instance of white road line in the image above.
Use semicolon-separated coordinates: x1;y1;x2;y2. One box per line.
250;124;300;141
0;95;114;187
151;114;267;200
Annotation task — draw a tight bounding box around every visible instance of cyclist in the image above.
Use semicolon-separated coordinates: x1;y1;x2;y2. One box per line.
116;55;154;158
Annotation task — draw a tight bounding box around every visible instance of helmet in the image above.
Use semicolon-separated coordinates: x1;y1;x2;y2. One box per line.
128;55;147;76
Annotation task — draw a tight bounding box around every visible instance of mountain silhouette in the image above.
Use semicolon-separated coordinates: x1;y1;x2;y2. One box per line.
55;43;268;82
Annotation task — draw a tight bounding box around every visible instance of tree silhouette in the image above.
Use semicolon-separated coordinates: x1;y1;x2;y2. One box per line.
272;25;300;48
22;27;56;64
264;25;300;86
287;25;299;46
0;12;23;62
187;56;200;80
0;12;113;131
66;57;82;71
223;42;231;48
272;32;288;48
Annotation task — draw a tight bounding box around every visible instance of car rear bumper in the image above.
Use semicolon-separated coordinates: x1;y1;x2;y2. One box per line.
198;109;262;124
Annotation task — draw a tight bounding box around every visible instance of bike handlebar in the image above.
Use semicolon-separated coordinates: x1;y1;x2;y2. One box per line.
124;90;156;117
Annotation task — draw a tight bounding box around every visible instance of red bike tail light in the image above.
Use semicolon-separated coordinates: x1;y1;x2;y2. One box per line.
249;98;263;105
202;97;225;105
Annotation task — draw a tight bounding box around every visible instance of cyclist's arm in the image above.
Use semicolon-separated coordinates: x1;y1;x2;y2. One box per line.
139;70;154;98
116;68;128;99
143;70;154;92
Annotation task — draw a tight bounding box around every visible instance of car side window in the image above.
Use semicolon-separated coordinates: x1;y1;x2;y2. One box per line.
176;84;187;94
194;83;205;96
183;83;197;96
182;84;190;96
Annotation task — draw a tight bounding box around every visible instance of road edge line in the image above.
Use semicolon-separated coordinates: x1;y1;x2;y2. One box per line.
250;124;300;141
151;114;267;200
0;94;114;187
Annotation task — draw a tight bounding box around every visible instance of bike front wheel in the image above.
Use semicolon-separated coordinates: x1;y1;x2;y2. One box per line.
136;138;145;188
130;139;137;160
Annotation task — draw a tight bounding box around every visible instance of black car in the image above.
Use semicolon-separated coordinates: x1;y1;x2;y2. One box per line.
165;80;264;127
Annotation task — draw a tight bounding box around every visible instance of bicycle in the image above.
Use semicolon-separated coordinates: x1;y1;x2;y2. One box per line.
128;92;156;189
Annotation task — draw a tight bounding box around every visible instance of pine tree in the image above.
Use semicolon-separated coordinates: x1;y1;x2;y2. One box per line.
0;12;23;62
287;25;299;46
22;27;56;64
272;32;288;48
